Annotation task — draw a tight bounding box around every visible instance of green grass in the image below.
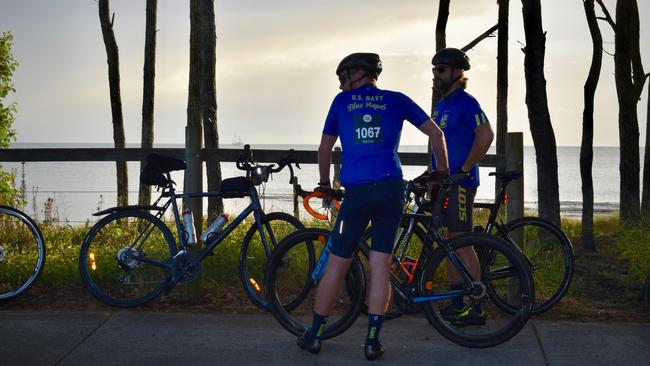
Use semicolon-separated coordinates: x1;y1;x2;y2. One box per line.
3;209;648;306
616;223;650;286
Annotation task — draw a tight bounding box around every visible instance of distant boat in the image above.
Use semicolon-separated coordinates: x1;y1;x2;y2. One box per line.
232;133;243;145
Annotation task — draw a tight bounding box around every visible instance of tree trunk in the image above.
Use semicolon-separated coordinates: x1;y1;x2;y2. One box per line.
580;0;602;251
431;0;449;116
98;0;128;207
139;0;157;206
199;0;223;219
521;0;561;226
614;0;645;223
496;0;509;198
186;0;203;233
428;0;450;165
642;80;650;219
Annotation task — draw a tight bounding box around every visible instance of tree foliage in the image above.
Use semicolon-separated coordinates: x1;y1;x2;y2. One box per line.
0;31;17;149
0;31;19;205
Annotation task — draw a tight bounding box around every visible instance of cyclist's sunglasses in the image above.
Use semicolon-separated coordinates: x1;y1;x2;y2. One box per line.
432;65;450;74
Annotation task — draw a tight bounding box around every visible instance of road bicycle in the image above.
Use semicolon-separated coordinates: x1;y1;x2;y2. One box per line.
373;170;574;317
265;174;535;348
78;146;304;308
0;205;46;301
296;169;573;319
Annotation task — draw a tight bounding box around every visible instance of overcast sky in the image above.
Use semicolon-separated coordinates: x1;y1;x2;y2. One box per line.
1;0;649;147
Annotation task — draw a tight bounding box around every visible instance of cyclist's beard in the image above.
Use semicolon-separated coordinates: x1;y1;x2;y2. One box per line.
433;77;450;93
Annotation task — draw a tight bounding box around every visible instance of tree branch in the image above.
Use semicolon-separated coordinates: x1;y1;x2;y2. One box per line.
594;0;615;31
462;23;499;52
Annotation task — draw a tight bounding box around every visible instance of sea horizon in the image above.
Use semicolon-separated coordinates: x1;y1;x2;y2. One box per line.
2;143;638;223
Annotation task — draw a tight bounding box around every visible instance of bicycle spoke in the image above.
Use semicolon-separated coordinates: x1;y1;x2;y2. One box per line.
80;211;174;307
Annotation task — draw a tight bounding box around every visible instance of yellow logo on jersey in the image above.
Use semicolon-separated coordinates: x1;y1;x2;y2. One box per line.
440;114;448;129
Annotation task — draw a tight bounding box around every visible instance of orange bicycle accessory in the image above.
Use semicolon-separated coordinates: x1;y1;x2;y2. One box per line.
303;192;341;221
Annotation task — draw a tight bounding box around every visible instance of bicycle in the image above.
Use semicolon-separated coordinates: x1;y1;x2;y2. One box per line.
78;145;304;308
265;174;535;348
0;205;46;301
360;170;574;318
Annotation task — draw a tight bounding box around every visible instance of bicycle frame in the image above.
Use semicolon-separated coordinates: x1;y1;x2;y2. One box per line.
308;210;475;304
123;182;274;279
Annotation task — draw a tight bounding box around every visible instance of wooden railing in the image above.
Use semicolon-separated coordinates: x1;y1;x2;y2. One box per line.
0;132;524;221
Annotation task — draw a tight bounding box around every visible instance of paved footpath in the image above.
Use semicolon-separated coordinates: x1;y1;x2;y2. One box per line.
0;310;648;365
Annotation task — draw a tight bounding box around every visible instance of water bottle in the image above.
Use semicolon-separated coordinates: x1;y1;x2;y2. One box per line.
200;214;229;242
182;210;197;246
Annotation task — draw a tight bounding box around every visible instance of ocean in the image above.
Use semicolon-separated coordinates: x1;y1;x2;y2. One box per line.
1;143;633;224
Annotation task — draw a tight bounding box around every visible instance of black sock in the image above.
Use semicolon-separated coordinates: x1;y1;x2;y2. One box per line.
451;284;466;310
365;314;384;346
307;311;328;340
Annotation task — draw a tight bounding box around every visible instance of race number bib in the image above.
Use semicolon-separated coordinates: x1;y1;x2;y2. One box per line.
353;114;383;144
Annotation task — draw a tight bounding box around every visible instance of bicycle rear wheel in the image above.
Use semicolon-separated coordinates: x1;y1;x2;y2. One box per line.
239;211;304;310
79;210;176;307
0;206;46;301
494;217;574;315
265;228;364;340
420;233;534;348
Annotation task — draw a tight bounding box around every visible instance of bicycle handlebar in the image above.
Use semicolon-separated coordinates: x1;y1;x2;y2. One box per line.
293;183;344;221
235;145;301;184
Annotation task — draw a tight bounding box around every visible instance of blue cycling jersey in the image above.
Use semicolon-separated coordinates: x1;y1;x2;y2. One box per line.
323;84;430;186
431;88;490;187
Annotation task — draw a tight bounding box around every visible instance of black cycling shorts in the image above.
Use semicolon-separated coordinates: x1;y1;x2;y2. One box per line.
330;179;404;258
441;184;477;232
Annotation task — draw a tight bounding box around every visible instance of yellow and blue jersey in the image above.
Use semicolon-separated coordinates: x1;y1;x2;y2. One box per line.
431;88;490;187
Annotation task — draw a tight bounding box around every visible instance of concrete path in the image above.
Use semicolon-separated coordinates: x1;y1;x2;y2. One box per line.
0;311;648;365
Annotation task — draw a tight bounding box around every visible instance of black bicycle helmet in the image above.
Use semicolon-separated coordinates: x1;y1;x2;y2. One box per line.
336;53;383;76
431;48;471;70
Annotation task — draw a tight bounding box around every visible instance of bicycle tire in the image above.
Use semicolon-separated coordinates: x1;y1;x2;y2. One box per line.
0;206;46;301
79;210;176;307
265;228;365;340
358;222;428;320
493;216;574;315
420;233;534;348
239;211;305;310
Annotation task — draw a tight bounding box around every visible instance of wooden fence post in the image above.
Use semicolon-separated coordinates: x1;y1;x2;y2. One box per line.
185;125;203;231
333;147;341;189
292;176;300;219
183;125;203;297
505;132;524;222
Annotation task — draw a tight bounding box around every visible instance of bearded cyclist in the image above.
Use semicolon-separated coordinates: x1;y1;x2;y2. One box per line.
297;52;449;361
431;48;494;326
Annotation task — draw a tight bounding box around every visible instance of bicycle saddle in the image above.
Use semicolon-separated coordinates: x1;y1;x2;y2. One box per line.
145;153;186;172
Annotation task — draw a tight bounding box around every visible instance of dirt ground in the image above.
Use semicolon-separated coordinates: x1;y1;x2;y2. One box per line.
2;237;649;322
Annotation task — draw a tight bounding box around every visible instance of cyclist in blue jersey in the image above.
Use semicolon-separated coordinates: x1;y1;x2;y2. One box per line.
297;53;449;361
430;48;494;326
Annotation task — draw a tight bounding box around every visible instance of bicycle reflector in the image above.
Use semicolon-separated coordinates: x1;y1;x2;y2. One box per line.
89;252;97;271
504;193;508;205
249;278;262;293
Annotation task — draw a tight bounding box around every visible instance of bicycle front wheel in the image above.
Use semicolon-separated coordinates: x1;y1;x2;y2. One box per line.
265;228;364;340
79;210;176;307
0;206;46;301
239;212;304;310
496;217;574;315
420;233;534;348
